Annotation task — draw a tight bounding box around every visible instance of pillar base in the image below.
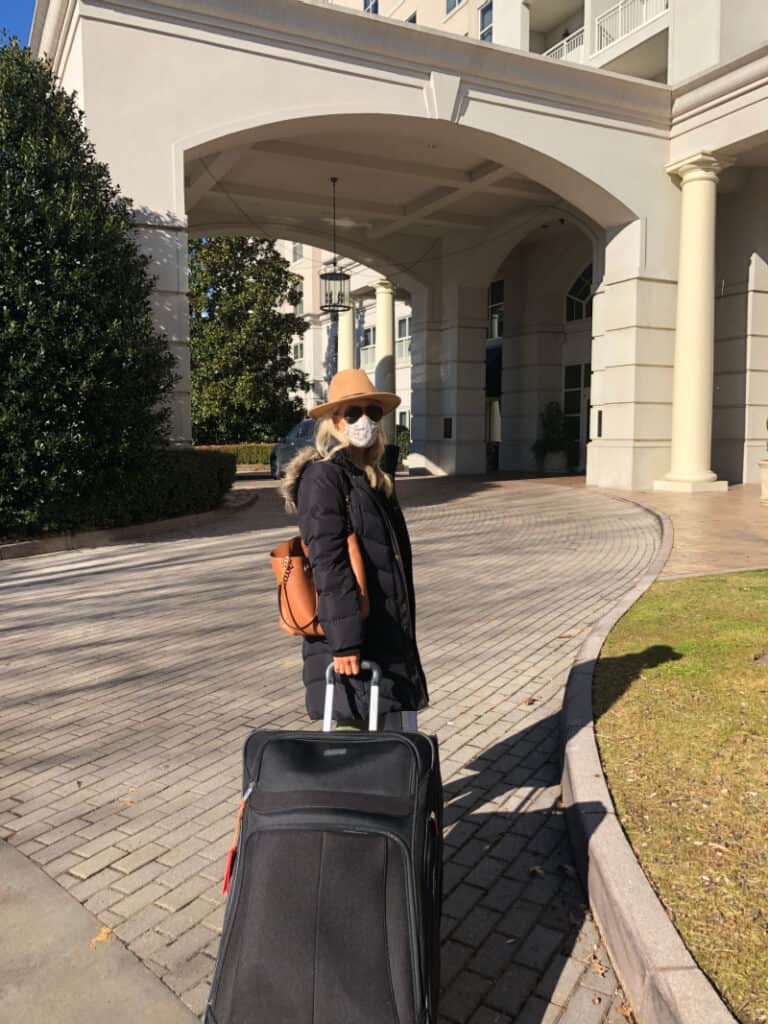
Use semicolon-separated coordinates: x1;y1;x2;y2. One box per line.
652;477;728;493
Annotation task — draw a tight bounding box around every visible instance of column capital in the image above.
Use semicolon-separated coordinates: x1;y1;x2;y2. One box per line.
666;152;733;186
374;278;395;295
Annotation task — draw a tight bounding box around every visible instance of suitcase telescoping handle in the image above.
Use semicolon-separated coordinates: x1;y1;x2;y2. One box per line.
323;660;382;732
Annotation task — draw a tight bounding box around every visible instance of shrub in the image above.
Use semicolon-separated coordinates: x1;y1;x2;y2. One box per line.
126;449;236;523
0;41;176;537
396;424;410;466
531;401;568;461
196;442;276;465
2;449;236;538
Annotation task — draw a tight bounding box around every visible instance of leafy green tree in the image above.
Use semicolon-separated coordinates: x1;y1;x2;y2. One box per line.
0;38;176;534
189;236;309;444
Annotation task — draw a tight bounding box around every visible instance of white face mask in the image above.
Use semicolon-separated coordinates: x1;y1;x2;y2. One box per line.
345;415;379;449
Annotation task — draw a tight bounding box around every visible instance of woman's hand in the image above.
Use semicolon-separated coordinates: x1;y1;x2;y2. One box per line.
333;653;360;676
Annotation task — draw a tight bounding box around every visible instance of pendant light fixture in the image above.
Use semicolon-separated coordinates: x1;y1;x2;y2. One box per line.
319;176;351;321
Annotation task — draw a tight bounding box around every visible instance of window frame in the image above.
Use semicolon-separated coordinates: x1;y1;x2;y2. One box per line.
479;1;493;42
565;265;594;323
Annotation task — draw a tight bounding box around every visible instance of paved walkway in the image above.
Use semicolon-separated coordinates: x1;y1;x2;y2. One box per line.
634;483;768;579
0;477;663;1022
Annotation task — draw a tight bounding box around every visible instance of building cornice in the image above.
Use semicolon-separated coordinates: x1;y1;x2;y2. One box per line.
30;0;80;73
34;0;672;134
672;44;768;125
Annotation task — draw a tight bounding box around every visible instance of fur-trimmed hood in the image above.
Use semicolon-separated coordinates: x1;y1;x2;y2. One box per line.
279;446;322;513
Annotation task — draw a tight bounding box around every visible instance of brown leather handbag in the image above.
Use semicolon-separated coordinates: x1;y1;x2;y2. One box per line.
270;531;369;637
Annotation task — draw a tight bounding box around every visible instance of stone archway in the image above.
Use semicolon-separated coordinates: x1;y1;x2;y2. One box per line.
34;0;681;485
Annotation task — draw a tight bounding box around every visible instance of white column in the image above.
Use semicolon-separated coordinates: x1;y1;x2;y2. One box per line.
337;305;354;372
375;279;396;443
133;215;191;446
655;154;729;492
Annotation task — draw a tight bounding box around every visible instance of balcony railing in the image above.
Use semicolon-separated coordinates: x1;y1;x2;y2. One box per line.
359;345;376;371
544;27;585;62
396;338;411;363
595;0;669;53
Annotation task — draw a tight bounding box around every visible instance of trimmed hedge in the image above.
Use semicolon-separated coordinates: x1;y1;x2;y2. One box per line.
122;449;237;523
2;449;236;539
196;442;276;465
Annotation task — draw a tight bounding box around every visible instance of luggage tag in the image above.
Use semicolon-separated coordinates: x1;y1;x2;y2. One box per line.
221;782;254;895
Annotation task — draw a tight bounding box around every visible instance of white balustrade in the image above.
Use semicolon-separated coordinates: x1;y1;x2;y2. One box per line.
544;27;585;62
594;0;669;54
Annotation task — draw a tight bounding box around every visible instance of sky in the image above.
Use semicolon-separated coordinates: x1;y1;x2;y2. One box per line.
1;0;36;45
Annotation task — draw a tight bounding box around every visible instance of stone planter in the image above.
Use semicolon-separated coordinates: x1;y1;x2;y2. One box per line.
760;459;768;503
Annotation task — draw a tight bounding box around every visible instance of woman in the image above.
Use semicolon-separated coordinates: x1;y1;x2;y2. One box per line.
281;368;428;730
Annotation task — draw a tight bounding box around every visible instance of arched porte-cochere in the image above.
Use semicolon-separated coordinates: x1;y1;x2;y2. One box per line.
34;0;683;489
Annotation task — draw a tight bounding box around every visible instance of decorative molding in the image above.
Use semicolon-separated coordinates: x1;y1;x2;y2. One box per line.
672;43;768;120
666;152;734;184
40;0;671;134
424;71;462;122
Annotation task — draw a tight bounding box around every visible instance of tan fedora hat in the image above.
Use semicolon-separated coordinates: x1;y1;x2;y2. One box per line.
308;368;401;420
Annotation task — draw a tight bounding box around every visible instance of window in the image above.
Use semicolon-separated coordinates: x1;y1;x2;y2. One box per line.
488;279;504;338
398;410;411;428
292;241;303;262
363;0;378;12
446;0;462;13
294;293;304;318
360;326;376;370
292;341;304;365
562;363;591;468
406;12;416;23
566;265;593;322
480;1;493;42
397;316;412;362
485;343;501;398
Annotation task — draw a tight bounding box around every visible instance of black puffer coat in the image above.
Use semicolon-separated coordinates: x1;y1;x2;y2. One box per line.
288;447;429;721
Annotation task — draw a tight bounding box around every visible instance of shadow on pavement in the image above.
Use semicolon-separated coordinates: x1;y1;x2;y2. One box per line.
438;644;683;1023
145;475;508;543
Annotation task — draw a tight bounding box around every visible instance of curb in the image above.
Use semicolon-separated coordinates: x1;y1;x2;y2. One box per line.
561;496;738;1024
0;488;259;561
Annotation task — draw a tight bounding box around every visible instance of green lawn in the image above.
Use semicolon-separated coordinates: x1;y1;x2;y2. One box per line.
593;571;768;1024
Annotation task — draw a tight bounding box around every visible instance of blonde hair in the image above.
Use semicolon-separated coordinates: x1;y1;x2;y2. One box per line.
315;416;394;499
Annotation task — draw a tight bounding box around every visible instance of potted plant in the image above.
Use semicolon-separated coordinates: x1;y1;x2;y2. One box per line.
532;401;569;474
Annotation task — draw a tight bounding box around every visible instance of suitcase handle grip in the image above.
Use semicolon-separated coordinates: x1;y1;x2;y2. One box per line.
323;660;381;732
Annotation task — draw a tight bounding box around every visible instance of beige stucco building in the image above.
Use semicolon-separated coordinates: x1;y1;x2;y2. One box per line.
31;0;768;489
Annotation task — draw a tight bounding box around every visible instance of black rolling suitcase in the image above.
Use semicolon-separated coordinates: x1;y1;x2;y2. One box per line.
205;661;443;1024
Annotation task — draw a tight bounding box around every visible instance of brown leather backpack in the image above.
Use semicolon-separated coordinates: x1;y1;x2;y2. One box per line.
270;499;369;637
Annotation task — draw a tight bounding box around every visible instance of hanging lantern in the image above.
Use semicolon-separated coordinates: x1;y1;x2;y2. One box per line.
319;176;351;320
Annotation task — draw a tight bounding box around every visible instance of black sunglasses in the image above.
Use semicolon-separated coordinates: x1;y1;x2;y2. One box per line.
340;404;384;424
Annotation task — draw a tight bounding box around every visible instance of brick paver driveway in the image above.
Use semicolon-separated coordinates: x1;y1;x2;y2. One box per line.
0;477;661;1022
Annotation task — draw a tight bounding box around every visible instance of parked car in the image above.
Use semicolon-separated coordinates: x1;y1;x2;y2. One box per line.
270;418;318;478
